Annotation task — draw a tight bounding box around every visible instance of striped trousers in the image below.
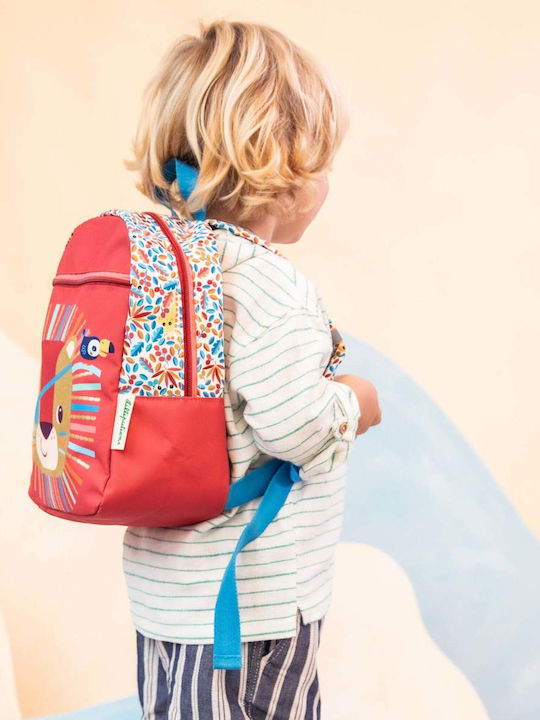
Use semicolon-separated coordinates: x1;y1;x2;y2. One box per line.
136;608;323;719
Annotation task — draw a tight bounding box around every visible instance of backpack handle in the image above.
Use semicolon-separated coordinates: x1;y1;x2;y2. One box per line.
155;157;207;221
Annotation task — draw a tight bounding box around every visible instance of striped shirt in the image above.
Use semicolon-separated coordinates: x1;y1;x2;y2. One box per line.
122;218;361;644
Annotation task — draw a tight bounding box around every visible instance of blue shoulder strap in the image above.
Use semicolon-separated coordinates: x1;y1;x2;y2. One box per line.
213;458;303;669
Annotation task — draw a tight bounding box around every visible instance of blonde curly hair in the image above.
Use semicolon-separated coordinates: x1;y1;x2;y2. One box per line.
125;19;350;223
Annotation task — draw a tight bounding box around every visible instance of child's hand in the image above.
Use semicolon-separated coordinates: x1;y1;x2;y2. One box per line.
333;374;382;436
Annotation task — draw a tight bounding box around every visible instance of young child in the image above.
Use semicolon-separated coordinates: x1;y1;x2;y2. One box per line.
125;18;381;719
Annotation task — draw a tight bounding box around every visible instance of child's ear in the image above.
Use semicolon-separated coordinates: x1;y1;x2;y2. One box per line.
271;186;297;216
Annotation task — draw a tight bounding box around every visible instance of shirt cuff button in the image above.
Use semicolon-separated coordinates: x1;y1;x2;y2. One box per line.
338;421;348;434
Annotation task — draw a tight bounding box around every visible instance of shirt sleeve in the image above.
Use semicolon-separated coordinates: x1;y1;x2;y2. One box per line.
226;306;361;480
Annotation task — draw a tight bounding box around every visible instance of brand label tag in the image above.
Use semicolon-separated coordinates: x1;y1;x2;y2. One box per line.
111;393;135;450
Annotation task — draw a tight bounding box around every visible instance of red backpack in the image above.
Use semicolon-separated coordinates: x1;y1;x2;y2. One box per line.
29;209;231;527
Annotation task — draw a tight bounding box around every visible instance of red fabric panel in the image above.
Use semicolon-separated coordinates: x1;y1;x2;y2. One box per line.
105;396;230;526
57;215;130;275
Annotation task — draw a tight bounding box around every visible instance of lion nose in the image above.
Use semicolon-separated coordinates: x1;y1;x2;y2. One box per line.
40;421;53;440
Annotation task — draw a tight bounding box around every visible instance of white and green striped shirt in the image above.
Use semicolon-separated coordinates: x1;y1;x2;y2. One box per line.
122;220;361;644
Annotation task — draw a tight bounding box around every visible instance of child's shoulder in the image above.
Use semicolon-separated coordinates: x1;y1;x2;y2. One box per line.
223;237;320;316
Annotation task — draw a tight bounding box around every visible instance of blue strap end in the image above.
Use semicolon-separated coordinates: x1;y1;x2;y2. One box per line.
212;459;302;670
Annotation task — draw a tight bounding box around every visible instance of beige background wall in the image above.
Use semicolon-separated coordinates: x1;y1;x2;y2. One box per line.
1;0;539;716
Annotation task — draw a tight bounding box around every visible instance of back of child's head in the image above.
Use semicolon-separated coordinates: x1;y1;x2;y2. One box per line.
126;19;349;223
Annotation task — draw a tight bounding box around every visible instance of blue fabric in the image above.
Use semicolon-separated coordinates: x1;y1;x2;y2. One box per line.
156;157;207;220
213;458;303;669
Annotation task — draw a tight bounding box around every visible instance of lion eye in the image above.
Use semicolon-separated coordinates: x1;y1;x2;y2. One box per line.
56;405;63;424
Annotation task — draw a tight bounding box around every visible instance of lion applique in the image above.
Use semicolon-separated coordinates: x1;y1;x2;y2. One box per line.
31;302;105;512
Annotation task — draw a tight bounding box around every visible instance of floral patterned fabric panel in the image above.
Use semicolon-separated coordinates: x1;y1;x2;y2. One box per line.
323;321;346;379
310;283;346;380
100;210;225;398
164;214;226;396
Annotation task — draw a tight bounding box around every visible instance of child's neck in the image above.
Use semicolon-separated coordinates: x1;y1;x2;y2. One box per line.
205;203;281;245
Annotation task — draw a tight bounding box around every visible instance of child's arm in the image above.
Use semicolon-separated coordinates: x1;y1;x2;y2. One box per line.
333;374;382;436
227;307;361;480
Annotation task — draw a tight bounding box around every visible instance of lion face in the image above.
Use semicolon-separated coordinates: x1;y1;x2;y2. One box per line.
31;301;109;513
33;336;77;475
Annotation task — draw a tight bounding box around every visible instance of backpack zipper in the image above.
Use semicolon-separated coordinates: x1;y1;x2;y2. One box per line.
144;212;197;397
52;271;131;286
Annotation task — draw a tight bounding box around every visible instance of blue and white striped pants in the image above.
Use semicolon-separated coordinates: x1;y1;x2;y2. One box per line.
136;609;323;719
